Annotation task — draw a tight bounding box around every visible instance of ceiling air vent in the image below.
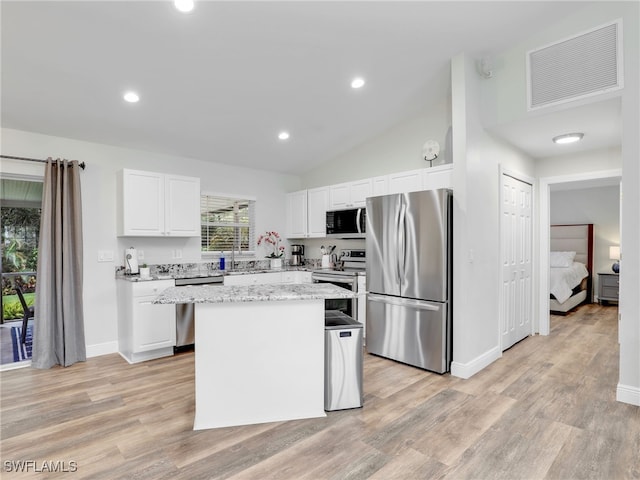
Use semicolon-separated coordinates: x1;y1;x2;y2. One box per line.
527;20;623;110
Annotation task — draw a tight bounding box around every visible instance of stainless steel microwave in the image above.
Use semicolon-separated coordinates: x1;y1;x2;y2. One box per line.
326;208;366;238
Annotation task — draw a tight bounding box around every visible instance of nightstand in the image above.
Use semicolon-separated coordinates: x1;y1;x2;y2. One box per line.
598;273;619;305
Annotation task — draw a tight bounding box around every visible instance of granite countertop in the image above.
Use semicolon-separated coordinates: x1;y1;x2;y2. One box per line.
117;267;312;282
153;283;355;304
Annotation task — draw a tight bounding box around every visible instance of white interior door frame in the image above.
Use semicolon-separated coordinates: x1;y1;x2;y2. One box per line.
538;168;622;335
499;166;535;350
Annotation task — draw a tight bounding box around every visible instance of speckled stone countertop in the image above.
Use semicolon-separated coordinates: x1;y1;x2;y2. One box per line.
117;267;312;282
153;283;354;304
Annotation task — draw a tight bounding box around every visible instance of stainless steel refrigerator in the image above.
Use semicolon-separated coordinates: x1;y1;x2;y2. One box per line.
365;189;452;373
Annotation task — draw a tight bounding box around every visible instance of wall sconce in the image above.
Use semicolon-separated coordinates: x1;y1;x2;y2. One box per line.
609;245;620;273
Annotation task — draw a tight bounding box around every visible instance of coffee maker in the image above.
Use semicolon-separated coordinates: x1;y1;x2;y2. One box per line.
290;244;304;266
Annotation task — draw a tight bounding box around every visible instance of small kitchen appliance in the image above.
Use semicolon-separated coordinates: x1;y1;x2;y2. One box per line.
124;247;139;275
290;244;305;266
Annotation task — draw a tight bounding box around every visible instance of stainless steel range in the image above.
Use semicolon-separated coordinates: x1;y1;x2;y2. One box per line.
311;249;366;323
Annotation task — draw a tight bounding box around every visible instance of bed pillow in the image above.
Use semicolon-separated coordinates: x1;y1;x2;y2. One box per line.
550;251;576;268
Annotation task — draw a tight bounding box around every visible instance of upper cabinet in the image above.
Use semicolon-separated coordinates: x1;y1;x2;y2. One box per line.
328;178;372;209
422;164;453;191
117;169;200;237
285;190;308;238
307;187;329;236
286;165;452;238
285;187;329;239
388;169;423;194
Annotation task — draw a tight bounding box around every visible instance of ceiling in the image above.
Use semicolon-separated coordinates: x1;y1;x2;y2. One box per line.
1;1;621;175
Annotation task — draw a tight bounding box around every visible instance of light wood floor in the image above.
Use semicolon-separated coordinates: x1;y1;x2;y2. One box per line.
1;304;638;479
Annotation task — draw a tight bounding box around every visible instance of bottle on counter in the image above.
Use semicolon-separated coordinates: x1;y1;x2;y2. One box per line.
219;252;225;270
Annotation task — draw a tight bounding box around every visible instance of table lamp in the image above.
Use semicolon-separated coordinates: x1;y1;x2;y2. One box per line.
609;246;620;273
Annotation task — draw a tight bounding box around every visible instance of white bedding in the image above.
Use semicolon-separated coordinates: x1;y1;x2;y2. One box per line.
550;261;589;304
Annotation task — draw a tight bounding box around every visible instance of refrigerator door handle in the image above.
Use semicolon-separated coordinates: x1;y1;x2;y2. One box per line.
396;201;405;285
367;293;441;311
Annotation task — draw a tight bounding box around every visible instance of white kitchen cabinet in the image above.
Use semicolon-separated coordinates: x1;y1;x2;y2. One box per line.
223;272;283;286
422;164;453;191
117;169;200;237
225;270;313;286
117;280;176;363
388;169;423;194
285;190;308;238
328;178;372;209
282;270;313;284
285;187;328;238
372;176;388;197
307;187;329;237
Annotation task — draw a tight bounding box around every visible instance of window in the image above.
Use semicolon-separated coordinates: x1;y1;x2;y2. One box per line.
201;194;255;255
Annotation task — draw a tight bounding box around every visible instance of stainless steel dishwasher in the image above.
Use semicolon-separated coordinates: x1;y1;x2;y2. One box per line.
174;275;224;351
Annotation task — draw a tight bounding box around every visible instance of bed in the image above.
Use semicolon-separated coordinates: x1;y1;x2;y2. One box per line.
549;224;593;314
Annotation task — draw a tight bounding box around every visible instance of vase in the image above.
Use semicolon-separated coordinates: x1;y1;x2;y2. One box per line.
270;258;283;270
139;267;150;279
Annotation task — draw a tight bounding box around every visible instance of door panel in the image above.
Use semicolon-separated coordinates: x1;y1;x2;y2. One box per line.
401;190;450;302
366;294;449;373
366;195;402;296
501;174;532;350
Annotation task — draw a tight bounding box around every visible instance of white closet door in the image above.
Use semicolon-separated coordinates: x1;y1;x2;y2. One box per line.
501;174;533;350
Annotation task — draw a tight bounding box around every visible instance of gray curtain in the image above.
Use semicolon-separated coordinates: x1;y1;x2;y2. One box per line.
32;158;86;368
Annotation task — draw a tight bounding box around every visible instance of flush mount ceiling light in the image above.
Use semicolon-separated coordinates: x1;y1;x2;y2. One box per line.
552;132;584;144
351;77;365;89
123;91;139;103
278;131;290;140
174;0;195;13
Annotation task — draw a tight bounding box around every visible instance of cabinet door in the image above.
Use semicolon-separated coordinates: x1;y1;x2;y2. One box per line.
224;272;283;286
307;187;328;237
165;175;201;236
121;170;165;236
372;176;388;197
133;296;176;352
422;165;453;191
388;169;423;194
349;179;372;207
329;183;351;209
285;190;308;238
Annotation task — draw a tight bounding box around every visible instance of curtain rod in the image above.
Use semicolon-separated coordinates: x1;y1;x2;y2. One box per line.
0;154;86;170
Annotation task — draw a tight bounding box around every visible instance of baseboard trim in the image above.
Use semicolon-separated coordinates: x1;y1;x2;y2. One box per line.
86;341;118;358
450;345;501;379
616;383;640;406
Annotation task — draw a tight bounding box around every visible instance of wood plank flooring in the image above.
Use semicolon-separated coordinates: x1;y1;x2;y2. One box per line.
1;304;638;479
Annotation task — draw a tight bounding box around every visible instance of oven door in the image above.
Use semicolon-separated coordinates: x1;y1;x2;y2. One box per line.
312;273;358;320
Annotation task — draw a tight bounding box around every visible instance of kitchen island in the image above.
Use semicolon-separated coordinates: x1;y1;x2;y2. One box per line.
154;283;354;430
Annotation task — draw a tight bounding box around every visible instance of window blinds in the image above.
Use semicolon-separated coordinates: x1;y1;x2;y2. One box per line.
200;195;255;253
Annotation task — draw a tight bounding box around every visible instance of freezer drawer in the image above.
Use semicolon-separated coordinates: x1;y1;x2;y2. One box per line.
366;294;450;373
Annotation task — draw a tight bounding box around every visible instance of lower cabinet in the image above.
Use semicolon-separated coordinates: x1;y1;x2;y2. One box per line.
224;271;313;286
117;280;176;363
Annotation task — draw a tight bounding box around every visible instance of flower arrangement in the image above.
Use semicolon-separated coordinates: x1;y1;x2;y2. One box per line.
257;231;285;258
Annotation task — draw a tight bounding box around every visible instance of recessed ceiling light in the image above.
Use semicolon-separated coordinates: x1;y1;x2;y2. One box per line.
278;131;290;140
351;77;365;89
123;91;139;103
174;0;195;13
552;132;584;144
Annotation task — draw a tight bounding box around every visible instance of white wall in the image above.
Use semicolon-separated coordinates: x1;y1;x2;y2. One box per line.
300;97;451;188
550;185;621;298
480;1;639;405
1;128;300;356
536;147;622;178
449;53;537;378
